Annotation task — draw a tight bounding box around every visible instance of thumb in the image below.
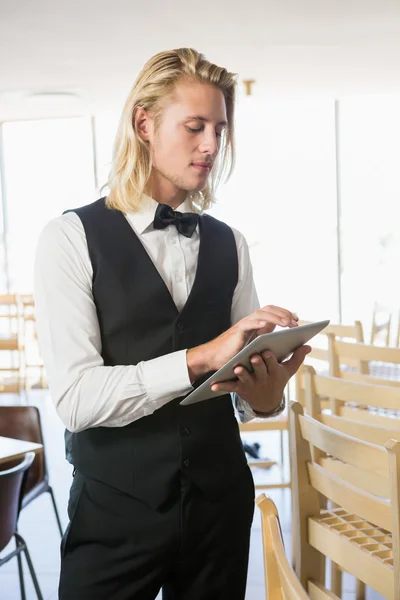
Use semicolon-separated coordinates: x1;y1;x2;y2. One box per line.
283;345;311;377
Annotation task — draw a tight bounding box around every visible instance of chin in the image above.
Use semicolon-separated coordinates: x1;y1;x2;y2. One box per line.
186;179;208;192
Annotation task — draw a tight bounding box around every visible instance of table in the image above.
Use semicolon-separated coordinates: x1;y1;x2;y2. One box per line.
0;435;43;466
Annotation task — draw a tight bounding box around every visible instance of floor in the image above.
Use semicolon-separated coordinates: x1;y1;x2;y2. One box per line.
0;391;384;600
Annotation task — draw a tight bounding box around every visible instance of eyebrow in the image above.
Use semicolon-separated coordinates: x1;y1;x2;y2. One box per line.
185;116;228;126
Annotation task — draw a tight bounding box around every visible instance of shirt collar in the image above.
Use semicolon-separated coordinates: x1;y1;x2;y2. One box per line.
125;194;195;235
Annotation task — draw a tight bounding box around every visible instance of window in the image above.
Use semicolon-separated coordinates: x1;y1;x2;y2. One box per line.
212;96;339;322
2;117;96;292
339;95;400;336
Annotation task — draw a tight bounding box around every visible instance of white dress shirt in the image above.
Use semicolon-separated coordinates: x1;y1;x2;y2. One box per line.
34;196;261;433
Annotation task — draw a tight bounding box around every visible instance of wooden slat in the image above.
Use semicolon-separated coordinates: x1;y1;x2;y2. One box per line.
320;413;400;447
309;348;329;361
308;462;391;531
340;406;400;428
247;460;276;469
313;374;400;410
340;370;400;388
299;413;389;478
335;340;400;364
0;294;18;305
326;324;361;338
0;336;19;350
254;481;290;490
308;581;340;600
319;456;390;497
239;415;287;432
298;320;364;341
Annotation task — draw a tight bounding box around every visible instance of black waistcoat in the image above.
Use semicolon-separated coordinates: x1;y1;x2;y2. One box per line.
64;198;247;509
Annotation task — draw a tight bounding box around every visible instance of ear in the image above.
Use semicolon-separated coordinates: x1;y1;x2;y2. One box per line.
135;107;152;142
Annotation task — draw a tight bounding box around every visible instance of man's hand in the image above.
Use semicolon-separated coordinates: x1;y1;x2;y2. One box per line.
211;345;311;414
187;304;298;382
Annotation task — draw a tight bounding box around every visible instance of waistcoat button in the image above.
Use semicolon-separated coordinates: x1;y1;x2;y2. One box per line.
177;321;187;331
183;458;190;468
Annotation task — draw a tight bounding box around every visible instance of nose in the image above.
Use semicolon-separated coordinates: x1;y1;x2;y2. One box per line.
197;128;219;157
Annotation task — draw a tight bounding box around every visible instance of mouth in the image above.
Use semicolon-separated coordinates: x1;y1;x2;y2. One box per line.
191;162;212;173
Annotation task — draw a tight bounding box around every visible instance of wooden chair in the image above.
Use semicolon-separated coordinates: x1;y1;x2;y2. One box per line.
303;364;400;430
295;320;367;407
0;294;24;395
299;344;400;595
302;364;400;599
19;294;46;390
293;321;367;577
256;493;339;600
243;320;366;490
327;334;400;387
298;319;365;352
290;400;400;599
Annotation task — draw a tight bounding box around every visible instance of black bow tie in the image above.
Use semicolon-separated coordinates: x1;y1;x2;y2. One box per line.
153;203;200;238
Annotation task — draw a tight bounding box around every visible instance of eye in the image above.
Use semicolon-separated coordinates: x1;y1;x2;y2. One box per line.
187;126;203;134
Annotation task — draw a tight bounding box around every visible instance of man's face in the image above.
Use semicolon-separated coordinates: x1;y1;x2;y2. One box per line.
148;80;228;195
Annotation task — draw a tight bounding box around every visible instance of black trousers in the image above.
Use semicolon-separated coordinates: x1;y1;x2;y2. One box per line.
58;468;255;600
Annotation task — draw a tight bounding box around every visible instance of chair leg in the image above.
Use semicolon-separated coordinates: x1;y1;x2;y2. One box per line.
330;561;342;597
22;546;44;600
356;579;366;600
48;486;64;536
15;533;44;600
16;539;26;600
280;430;285;469
291;487;296;570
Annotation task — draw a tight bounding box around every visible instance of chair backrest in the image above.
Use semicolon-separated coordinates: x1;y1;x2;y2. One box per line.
0;294;23;394
298;320;365;360
327;334;400;386
371;302;392;346
302;366;400;494
303;364;400;429
289;400;400;599
0;453;35;552
295;321;367;406
256;494;339;600
0;406;46;495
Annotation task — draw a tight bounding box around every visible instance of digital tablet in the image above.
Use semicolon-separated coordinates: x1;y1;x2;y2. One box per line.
179;319;330;406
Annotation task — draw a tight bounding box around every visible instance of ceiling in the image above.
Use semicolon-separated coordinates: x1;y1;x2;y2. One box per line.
1;0;400;120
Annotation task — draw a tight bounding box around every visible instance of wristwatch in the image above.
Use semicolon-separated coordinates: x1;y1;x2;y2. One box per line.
254;393;285;418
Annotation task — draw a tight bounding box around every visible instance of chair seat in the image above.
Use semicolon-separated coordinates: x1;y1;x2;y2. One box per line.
309;507;393;598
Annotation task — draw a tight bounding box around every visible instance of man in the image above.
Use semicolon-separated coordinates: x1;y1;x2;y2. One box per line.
34;47;309;600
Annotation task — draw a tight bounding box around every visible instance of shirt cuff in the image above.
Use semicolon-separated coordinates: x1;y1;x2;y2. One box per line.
234;393;286;423
142;349;193;404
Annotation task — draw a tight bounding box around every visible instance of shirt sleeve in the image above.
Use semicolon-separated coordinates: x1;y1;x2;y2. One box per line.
230;228;285;422
33;214;193;433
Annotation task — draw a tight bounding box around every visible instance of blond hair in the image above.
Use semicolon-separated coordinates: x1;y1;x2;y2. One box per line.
103;48;237;213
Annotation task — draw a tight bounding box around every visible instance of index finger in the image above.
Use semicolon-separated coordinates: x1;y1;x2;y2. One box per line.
258;305;299;327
